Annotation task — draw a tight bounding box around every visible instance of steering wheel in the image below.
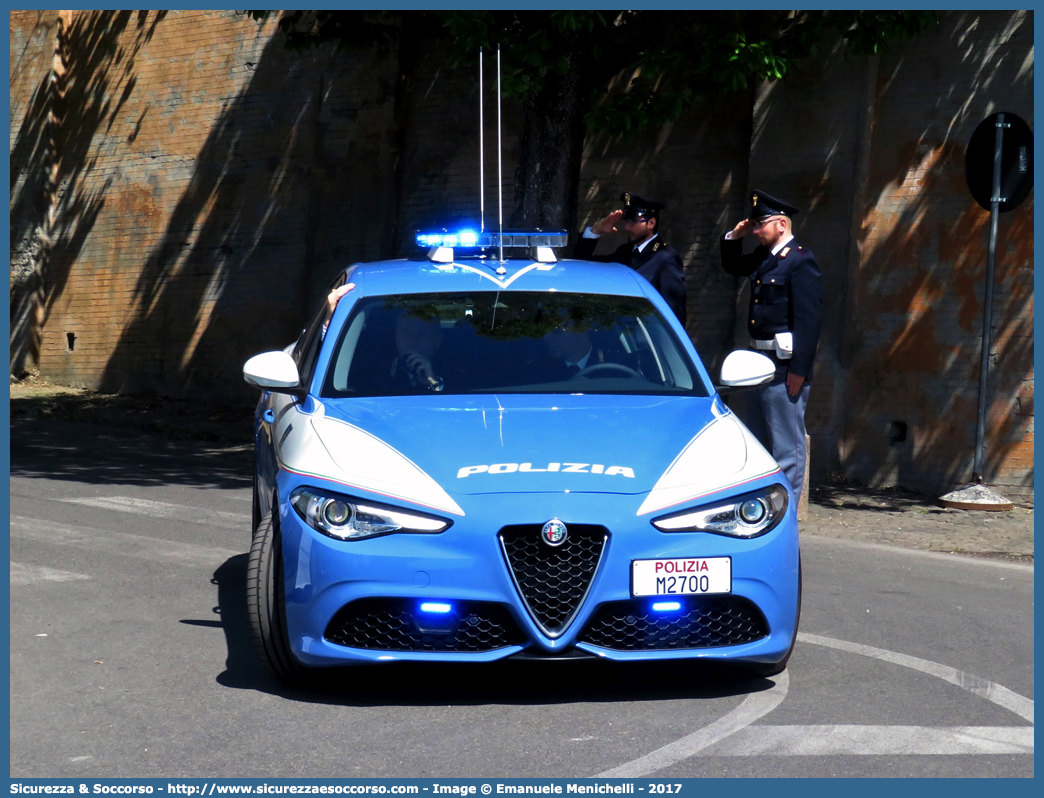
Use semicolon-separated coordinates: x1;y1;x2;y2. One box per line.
576;362;643;379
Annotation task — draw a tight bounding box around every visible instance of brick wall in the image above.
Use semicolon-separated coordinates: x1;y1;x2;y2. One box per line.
847;11;1033;500
10;10;400;402
729;11;1033;501
577;91;753;376
393;42;523;257
9;11;1033;499
10;10;60;375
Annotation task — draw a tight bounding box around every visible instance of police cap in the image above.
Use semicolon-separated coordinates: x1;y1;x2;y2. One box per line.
621;192;665;221
748;189;799;220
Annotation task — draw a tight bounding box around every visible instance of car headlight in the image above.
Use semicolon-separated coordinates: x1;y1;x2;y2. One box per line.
289;487;452;541
651;484;788;538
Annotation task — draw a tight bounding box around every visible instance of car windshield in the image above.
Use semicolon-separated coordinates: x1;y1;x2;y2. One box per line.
321;291;707;397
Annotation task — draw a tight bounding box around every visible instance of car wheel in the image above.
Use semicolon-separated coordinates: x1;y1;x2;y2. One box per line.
745;556;802;678
247;511;306;685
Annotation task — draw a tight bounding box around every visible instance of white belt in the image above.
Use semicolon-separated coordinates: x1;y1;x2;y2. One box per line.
750;339;776;350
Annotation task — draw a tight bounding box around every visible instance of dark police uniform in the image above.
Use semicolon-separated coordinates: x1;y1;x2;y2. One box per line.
574;192;687;324
721;190;822;501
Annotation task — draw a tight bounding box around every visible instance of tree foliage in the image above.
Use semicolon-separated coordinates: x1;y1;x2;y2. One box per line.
248;10;936;229
252;10;935;135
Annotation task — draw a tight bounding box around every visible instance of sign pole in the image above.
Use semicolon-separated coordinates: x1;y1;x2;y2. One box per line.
972;113;1006;481
941;110;1032;512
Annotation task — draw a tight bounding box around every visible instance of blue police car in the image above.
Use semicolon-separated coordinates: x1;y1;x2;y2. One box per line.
243;231;799;684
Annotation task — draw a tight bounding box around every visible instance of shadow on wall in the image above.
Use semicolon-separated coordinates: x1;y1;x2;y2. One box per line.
10;10;165;376
100;17;397;401
577;88;755;376
841;10;1033;493
12;11;399;402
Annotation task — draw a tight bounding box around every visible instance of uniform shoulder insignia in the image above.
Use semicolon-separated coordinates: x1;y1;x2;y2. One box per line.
780;247;791;259
652;241;663;252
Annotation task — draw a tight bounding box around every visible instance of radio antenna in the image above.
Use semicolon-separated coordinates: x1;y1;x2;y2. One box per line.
478;48;484;233
497;44;504;263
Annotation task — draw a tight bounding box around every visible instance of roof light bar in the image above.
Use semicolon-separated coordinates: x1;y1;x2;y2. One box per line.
415;229;568;249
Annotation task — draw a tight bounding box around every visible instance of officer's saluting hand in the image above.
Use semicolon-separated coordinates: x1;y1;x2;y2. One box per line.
575;192;687;325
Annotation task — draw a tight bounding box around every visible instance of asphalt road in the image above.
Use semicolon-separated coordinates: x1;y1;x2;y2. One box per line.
9;420;1034;778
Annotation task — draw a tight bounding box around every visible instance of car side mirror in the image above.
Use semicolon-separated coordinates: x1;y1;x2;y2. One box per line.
716;350;776;393
243;351;306;398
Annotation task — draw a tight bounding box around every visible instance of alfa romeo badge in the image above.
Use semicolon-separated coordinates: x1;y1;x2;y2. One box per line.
541;518;568;547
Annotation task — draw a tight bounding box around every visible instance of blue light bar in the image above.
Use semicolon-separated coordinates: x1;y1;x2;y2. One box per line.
652;601;682;612
415;229;569;249
419;602;453;614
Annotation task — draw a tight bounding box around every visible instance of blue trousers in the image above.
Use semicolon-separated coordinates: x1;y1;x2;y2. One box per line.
730;378;811;502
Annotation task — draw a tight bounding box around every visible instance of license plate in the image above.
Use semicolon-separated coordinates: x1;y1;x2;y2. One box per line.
632;557;732;596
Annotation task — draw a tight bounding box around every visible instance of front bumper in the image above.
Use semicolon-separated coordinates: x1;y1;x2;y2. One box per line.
276;476;800;667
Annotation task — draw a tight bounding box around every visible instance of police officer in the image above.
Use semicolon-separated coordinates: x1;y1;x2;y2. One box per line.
575;192;687;324
721;189;822;502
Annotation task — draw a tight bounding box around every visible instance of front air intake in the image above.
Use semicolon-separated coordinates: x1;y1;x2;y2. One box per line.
324;598;524;652
579;596;769;651
498;524;608;638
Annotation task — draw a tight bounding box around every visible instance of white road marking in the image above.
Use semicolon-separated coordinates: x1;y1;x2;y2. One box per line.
11;561;91;586
702;725;1034;756
10;516;241;568
799;632;1035;723
594;670;789;777
594;632;1034;775
57;496;245;529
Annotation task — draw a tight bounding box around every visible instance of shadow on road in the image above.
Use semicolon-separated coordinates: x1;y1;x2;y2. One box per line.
211;553;778;707
10;416;252;490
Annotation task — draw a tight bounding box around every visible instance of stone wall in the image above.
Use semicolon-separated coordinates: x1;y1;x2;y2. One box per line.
9;10;1033;499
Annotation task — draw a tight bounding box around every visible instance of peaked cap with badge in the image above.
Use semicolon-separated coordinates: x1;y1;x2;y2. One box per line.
574;190;686;323
621;191;665;221
747;189;800;220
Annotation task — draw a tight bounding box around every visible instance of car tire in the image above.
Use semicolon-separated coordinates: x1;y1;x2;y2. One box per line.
745;556;802;678
247;511;306;685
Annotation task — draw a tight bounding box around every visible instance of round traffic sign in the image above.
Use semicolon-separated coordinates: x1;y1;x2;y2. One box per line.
965;112;1033;212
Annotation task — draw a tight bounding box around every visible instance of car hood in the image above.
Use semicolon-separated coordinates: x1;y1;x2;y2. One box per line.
295;394;780;517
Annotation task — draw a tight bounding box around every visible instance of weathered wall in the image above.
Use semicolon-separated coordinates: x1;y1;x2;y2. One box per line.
843;11;1034;501
577;90;754;377
392;40;523;257
10;10;60;377
9;10;1033;499
9;10;399;402
771;11;1035;501
572;11;1034;501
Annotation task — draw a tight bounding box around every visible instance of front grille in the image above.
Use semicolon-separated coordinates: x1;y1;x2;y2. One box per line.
324;598;524;652
579;596;768;651
498;524;608;637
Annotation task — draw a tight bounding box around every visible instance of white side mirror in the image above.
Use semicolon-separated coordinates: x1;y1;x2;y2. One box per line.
244;351;303;394
718;350;776;390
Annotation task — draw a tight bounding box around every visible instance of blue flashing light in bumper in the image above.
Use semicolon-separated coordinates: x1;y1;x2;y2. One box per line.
420;602;453;614
651;601;682;612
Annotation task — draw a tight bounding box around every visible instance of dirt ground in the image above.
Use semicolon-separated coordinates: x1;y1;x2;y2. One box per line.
9;378;1034;563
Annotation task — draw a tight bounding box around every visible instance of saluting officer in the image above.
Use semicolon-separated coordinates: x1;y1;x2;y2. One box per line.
721;189;822;502
575;192;687;324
